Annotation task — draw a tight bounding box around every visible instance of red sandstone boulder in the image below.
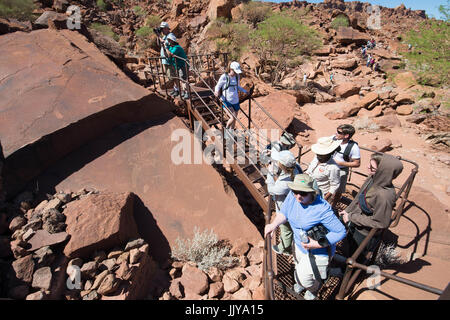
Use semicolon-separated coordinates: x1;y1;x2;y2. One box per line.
179;264;209;296
334;82;361;98
63;192;138;259
358;92;379;109
331;58;357;70
207;0;234;20
12;255;35;283
0;29;174;197
335;26;370;45
241;91;297;131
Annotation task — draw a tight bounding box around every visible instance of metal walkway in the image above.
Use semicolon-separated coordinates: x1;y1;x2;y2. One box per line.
144;52;449;300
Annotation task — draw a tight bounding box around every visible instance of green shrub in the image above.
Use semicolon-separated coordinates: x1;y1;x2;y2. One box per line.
96;0;107;12
133;5;146;16
241;1;271;27
0;0;36;20
402;20;450;86
135;26;152;38
330;14;350;29
171;227;239;271
438;0;449;21
207;18;250;61
250;12;322;84
145;14;161;28
90;22;119;42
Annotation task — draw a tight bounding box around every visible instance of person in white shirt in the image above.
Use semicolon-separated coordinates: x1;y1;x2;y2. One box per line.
331;124;361;207
306;137;341;203
214;61;248;130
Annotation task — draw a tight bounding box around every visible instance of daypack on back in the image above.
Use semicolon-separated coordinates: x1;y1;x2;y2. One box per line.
343;140;358;162
218;72;240;99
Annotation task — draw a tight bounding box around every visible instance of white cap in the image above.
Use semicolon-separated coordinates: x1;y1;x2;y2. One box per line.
230;61;242;74
160;22;169;29
167;33;177;43
271;150;296;168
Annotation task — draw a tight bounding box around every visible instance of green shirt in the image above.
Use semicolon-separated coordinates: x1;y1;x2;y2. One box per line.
168;44;187;69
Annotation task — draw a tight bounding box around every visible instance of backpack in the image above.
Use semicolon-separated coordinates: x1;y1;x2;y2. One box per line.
343;140;358;162
218;72;239;99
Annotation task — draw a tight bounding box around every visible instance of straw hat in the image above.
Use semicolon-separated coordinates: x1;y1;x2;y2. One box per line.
287;174;316;193
311;136;341;155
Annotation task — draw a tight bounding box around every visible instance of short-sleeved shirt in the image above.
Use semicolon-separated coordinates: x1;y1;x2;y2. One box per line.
280;192;346;256
168;44;187;70
214;74;247;105
332;137;361;169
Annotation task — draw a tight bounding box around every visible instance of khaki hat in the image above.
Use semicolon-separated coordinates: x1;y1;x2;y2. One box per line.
287;174;316;193
311;136;341;155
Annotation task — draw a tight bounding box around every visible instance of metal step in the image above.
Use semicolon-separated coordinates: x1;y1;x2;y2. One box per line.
207;119;221;126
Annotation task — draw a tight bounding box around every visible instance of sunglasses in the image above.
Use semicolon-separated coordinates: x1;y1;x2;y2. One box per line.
292;190;310;197
336;130;344;135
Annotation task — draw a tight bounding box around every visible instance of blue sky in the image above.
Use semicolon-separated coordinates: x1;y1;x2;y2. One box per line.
262;1;447;20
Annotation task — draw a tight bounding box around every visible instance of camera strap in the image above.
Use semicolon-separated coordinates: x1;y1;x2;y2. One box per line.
308;251;324;285
308;247;332;286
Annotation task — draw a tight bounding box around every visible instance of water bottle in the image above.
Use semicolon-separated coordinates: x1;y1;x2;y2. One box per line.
299;229;309;243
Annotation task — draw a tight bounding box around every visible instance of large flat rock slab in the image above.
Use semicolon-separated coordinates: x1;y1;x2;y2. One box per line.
0;29;174;197
35;114;262;263
0;29;149;157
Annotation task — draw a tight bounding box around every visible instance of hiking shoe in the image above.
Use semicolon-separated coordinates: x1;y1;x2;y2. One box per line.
294;283;305;294
169;89;179;97
303;290;317;300
272;244;291;256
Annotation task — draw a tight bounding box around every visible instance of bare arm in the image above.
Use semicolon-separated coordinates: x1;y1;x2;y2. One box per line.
264;212;287;238
334;158;360;168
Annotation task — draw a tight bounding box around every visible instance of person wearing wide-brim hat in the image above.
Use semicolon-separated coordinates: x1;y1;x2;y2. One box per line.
265;173;346;300
306;136;341;203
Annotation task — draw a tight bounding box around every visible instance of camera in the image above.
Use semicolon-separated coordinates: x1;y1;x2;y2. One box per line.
306;223;330;247
153;27;162;34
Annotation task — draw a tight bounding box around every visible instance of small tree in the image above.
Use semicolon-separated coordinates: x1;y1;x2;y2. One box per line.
403;20;450;86
250;12;322;84
330;14;350;29
438;0;449;21
207;18;250;61
241;1;271;27
90;22;119;42
145;14;161;28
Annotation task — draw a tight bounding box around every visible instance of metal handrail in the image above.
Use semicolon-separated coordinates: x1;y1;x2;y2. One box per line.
147;54;282;178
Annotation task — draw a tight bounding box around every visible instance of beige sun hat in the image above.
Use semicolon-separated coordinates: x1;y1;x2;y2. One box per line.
311;136;341;155
287;174;316;193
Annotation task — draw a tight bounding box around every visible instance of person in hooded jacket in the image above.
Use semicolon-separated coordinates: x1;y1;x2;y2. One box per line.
339;153;403;257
